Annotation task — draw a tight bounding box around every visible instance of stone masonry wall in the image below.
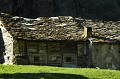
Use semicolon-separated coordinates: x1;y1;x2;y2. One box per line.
92;43;120;70
0;21;14;64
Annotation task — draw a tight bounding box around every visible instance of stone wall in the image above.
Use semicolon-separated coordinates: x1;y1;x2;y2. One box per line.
0;21;14;64
92;43;120;69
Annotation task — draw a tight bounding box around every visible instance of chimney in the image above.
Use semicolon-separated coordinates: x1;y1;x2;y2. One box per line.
83;26;92;38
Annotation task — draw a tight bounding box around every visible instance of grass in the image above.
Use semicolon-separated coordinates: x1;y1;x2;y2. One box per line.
0;65;120;79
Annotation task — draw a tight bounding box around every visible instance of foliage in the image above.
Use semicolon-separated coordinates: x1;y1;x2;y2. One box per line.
0;65;120;79
1;0;120;20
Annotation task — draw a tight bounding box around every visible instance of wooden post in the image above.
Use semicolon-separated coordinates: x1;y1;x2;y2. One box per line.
46;41;48;65
60;42;63;67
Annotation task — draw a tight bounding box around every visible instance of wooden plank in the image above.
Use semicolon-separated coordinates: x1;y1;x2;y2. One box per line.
47;42;61;66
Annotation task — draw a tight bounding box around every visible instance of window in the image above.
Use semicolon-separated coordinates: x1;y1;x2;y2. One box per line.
63;55;76;64
66;57;72;62
34;56;39;62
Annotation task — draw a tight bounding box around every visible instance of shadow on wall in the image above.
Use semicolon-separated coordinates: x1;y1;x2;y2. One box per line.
0;29;5;64
0;73;88;79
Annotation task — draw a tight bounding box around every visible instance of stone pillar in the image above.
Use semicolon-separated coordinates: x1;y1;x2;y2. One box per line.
0;21;14;64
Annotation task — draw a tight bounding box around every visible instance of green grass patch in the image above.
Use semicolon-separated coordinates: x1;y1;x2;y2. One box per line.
0;65;120;79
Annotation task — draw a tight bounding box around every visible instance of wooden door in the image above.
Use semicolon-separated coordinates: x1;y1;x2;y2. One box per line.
47;42;61;66
61;42;77;67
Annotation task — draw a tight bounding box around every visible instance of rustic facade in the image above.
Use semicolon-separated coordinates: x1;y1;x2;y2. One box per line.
0;13;120;69
14;40;90;68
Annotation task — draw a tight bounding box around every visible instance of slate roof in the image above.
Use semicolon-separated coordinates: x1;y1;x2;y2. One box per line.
80;19;120;43
0;13;85;41
0;13;120;43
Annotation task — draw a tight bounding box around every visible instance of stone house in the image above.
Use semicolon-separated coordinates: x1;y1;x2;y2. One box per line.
0;13;120;69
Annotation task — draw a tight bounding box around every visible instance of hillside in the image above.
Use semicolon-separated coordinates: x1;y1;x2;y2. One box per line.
0;65;120;79
0;0;120;20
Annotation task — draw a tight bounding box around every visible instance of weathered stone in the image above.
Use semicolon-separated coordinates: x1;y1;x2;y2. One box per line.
0;21;13;64
0;13;120;69
92;44;120;69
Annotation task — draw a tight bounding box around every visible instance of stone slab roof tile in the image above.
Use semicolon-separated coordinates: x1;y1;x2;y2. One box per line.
79;19;120;42
0;13;120;43
0;13;85;41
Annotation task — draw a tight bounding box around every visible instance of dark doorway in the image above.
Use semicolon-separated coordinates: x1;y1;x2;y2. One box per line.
0;28;5;64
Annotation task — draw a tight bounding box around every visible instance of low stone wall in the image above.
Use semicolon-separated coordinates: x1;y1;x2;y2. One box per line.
92;43;120;70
